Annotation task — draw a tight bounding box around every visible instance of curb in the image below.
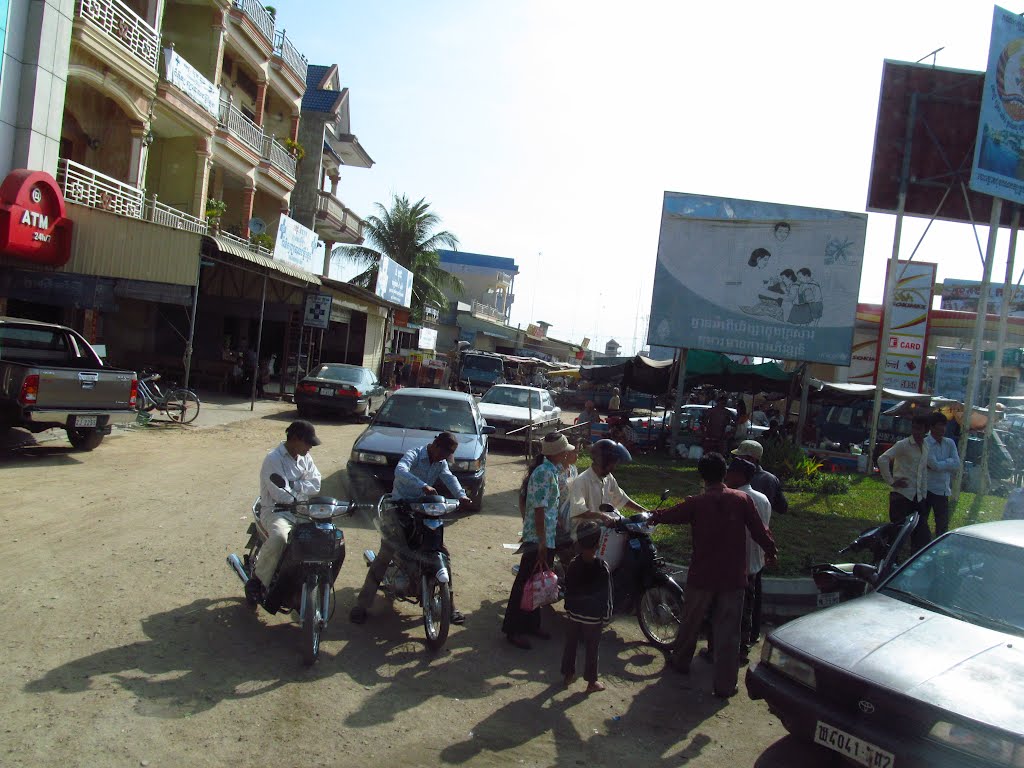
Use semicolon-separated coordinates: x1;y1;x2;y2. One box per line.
665;563;822;623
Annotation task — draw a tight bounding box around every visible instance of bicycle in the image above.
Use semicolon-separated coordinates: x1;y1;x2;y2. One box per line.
136;371;201;424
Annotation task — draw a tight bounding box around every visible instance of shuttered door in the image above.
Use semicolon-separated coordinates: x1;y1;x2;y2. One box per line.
362;312;386;375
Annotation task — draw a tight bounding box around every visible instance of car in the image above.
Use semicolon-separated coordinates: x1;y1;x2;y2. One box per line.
477;384;561;444
294;363;387;419
746;520;1024;768
346;388;495;511
627;405;768;442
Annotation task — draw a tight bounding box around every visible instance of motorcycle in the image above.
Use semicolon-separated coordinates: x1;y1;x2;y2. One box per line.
810;511;920;608
227;473;351;666
595;491;686;650
363;493;460;651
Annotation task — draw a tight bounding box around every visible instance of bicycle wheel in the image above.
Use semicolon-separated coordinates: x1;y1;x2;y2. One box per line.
165;389;201;424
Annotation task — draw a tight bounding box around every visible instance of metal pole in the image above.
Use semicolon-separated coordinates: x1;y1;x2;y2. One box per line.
669;348;689;456
249;273;267;412
795;365;811;448
952;197;1002;508
343;319;351;364
183;254;202;391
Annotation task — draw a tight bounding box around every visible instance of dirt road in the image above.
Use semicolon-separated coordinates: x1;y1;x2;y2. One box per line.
0;411;824;767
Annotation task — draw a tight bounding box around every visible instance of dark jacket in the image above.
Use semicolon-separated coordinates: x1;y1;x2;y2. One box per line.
564;556;612;625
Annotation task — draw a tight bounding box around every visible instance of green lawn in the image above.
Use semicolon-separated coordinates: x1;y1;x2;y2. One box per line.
578;453;1009;577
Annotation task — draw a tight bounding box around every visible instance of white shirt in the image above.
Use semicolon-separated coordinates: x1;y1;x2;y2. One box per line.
878;436;928;502
260;443;322;512
924;434;959;497
569;467;634;533
739;483;772;575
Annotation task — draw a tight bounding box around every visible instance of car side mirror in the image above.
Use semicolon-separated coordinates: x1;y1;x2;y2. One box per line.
481;425;496;435
852;563;879;585
270;473;287;489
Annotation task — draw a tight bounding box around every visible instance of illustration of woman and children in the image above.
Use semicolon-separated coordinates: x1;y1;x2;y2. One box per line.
738;223;822;325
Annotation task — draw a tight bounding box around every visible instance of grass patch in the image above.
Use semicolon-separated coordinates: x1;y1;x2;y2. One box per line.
594;453;1008;577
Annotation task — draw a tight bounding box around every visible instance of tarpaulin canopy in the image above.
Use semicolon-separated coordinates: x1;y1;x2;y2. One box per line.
580;353;796;396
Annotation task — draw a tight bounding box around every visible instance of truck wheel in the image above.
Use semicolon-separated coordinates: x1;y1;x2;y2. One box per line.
67;428;104;451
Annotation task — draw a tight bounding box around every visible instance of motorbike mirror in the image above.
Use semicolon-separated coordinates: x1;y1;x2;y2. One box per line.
852;563;879;585
660;490;670;501
598;503;615;514
270;473;287;489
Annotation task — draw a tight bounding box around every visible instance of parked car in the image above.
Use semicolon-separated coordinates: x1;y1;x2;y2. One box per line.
294;363;387;419
747;520;1024;768
477;384;561;444
346;388;495;511
628;405;768;444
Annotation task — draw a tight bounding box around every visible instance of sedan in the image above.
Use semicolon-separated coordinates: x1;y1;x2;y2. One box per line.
346;388;495;510
295;363;387;419
747;520;1024;768
477;385;561;444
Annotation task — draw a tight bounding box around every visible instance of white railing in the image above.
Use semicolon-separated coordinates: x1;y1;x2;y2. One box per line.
231;0;274;43
218;99;264;153
273;29;308;82
57;159;209;235
472;301;506;323
262;135;297;178
496;271;513;286
77;0;160;70
220;229;273;257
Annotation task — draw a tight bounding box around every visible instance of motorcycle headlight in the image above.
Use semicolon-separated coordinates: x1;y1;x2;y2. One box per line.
452;458;482;471
308;503;336;520
764;642;817;689
352;449;388;465
414;502;448;517
929;721;1024;766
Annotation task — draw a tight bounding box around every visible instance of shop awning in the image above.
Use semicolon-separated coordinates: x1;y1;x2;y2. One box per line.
202;235;321;286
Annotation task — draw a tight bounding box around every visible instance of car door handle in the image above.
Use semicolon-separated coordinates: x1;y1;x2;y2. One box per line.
78;371;99;390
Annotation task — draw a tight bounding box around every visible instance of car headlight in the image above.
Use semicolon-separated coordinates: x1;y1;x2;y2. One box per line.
452;458;482;471
351;450;387;465
764;642;817;689
929;721;1024;766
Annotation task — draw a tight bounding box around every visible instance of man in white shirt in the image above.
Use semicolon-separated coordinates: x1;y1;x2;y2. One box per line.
726;458;772;653
570;439;646;533
247;420;323;604
924;412;959;539
877;413;930;552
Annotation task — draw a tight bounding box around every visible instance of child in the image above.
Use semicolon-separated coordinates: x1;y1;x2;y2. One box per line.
561;521;613;692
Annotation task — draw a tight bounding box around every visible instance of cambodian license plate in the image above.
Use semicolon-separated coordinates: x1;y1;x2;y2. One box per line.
814;721;894;767
319;387;334;396
74;415;98;428
817;591;840;608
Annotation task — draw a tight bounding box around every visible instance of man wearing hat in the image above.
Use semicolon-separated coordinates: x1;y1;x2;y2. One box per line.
725;457;773;656
732;439;788;518
246;420;323;603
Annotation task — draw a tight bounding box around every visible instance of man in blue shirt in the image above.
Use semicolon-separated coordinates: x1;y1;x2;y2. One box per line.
924;412;960;539
351;432;471;625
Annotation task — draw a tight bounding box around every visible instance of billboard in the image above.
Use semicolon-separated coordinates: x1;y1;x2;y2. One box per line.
971;6;1024;205
374;255;413;307
876;260;937;392
846;328;879;384
940;278;1024;315
934;347;974;401
647;193;867;365
274;214;319;273
418;327;438;350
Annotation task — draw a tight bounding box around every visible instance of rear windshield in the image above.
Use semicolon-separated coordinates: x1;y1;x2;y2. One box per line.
315;364;365;384
0;325;100;367
373;395;478;434
463;355;503;374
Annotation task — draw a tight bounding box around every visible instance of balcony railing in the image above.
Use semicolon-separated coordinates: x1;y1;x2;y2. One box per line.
219;229;273;258
218;98;264;154
231;0;274;44
262;135;297;178
77;0;160;70
316;192;363;238
273;29;308;83
471;301;506;324
57;159;209;235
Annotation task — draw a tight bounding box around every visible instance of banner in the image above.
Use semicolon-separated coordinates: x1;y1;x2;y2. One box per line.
418;327;438;350
273;214;319;274
934;347;974;401
940;278;1024;315
647;193;867;364
877;260;937;392
971;6;1024;205
374;255;413;307
163;48;219;117
303;294;331;329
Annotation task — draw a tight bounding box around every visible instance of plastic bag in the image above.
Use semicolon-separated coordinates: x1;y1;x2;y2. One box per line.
520;567;559;611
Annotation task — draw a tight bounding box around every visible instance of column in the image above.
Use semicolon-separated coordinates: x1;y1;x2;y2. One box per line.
241;183;256;238
330;174;339;195
254;80;268;125
193;138;212;219
322;239;335;277
290;114;300;142
128;121;146;187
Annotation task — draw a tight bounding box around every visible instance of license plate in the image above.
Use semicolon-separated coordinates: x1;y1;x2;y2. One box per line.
814;721;894;767
74;415;98;428
817;591;840;608
319;387;334;396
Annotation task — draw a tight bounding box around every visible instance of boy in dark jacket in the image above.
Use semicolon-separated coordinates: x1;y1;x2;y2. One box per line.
561;522;613;692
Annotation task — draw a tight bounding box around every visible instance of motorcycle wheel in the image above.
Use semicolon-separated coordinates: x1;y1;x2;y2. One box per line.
422;576;451;651
302;576;322;666
637;583;684;649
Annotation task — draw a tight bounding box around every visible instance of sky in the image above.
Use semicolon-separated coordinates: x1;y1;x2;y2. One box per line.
275;0;1019;356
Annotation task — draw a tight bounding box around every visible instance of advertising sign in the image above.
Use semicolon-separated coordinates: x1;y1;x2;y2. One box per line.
418;327;438;350
846;328;879;383
940;278;1024;315
374;255;413;307
971;6;1024;205
163;48;219;117
934;347;974;401
876;260;937;392
303;294;331;329
0;170;73;267
273;214;319;274
647;193;867;364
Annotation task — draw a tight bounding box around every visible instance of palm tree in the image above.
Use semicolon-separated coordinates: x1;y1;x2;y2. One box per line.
333;195;464;321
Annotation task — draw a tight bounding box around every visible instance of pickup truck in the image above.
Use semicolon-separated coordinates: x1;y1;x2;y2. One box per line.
0;317;137;450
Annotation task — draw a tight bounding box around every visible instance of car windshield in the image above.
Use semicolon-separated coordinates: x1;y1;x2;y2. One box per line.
463;356;503;375
314;365;364;383
880;533;1024;636
481;387;541;409
373;395;478;434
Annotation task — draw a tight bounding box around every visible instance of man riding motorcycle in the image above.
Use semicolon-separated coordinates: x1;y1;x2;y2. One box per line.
350;432;472;625
570;439;648;532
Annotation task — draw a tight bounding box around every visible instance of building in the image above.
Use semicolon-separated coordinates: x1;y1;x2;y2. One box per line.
604;338;621;357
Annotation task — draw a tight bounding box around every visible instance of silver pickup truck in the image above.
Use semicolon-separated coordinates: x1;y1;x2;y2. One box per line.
0;317;137;450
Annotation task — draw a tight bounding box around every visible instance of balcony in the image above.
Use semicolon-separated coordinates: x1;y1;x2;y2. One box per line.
262;135;297;178
57;159;209;234
471;301;506;324
273;29;308;83
218;98;264;155
231;0;275;44
218;229;273;258
76;0;160;70
314;191;364;244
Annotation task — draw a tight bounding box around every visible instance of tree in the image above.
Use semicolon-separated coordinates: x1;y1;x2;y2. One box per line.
333;195;464;322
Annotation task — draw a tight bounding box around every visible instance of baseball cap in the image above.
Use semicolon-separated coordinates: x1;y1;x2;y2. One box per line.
286;419;321;446
727;456;758;481
731;439;763;460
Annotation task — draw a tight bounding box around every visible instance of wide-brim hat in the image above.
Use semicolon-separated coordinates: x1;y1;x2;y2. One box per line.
541;433;575;456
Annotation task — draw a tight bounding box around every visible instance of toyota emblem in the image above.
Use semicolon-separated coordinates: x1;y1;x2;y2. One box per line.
858;700;876;714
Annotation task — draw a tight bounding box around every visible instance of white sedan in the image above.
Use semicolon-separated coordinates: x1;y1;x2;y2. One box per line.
478;385;562;443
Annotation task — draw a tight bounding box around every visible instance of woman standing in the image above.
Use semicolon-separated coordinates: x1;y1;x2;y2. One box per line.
503;432;575;650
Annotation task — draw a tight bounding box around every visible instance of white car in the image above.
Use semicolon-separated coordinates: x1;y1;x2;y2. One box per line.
478;385;562;443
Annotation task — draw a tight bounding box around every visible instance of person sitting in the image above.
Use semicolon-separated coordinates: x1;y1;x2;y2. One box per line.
576;400;603;446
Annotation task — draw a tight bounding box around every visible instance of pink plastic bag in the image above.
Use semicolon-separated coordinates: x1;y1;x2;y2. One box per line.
520;567;559;611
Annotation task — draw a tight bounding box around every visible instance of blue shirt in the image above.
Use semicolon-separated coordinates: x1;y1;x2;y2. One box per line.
393;445;467;501
925;434;959;496
523;458;560;548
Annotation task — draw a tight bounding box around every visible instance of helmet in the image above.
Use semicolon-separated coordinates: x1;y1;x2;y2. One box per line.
591;438;632;466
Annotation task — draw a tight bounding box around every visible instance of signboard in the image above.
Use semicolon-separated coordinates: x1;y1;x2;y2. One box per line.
418;327;438;350
934;347;974;401
526;323;545;339
876;260;937;391
846;328;879;383
0;170;73;267
163;48;219;117
374;255;413;307
647;192;867;364
273;214;319;274
971;6;1024;206
940;278;1024;315
303;293;331;329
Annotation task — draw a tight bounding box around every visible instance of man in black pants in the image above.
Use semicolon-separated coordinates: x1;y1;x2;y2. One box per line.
877;414;931;552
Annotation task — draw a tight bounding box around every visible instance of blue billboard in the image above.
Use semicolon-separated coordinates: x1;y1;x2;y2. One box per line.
375;255;413;307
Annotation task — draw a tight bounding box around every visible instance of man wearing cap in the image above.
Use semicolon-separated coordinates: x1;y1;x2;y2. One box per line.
726;457;773;654
733;439;788;517
246;420;323;604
